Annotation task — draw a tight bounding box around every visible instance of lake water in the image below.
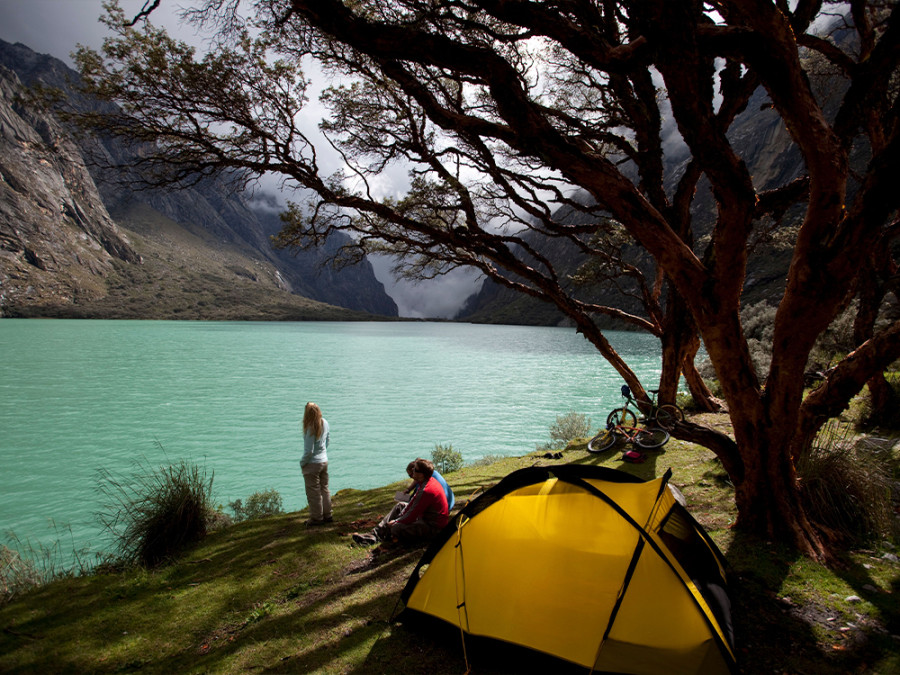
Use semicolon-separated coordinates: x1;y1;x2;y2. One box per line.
0;319;662;562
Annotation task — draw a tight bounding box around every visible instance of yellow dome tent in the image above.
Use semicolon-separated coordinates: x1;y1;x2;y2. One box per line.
396;465;736;674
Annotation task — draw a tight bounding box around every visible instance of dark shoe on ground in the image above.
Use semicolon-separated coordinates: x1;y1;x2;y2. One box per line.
323;515;334;523
352;532;378;546
305;519;326;527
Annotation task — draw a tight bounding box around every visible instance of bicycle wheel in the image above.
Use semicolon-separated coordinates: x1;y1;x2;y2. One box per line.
606;407;637;428
654;404;684;430
588;429;618;453
634;427;669;450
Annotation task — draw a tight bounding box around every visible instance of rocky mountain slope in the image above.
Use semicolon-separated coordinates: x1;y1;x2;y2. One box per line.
0;40;398;319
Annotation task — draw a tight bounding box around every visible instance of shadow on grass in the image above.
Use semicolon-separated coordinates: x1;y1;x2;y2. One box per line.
573;436;669;480
5;449;895;675
180;551;422;674
826;550;900;672
357;611;590;675
0;487;407;674
725;531;900;675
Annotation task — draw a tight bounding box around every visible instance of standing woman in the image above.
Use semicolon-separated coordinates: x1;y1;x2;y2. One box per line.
301;402;333;526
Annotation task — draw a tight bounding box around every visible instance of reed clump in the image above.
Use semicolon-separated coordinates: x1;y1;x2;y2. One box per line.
97;458;214;568
0;545;41;603
798;421;895;544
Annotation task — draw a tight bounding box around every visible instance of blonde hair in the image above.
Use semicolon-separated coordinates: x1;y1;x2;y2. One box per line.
303;402;325;439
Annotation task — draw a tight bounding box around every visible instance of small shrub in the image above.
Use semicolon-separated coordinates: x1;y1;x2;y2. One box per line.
97;458;214;568
798;421;893;544
675;391;696;412
432;444;464;474
244;601;276;626
1;524;99;603
549;411;592;447
229;489;284;523
858;374;900;430
206;506;234;532
808;302;857;367
537;411;592;453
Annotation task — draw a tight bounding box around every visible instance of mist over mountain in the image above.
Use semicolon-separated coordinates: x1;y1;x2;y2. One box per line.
0;39;398;319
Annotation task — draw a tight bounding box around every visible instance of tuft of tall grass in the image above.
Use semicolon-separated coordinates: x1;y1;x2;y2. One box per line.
1;524;100;604
1;545;42;604
96;458;214;568
798;421;894;544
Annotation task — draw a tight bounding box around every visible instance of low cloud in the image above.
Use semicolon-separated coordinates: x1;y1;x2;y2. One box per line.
368;256;484;319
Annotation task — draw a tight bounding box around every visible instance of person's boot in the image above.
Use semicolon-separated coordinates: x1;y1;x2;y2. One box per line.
352;530;379;546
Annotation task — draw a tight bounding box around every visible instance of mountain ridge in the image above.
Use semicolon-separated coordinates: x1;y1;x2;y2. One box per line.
0;40;398;320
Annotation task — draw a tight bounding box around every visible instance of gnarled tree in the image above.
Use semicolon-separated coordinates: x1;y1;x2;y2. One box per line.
73;0;900;559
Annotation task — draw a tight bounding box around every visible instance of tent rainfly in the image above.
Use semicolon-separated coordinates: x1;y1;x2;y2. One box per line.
395;465;736;674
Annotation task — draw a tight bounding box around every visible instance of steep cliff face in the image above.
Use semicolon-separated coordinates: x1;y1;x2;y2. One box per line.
0;63;140;314
0;40;398;318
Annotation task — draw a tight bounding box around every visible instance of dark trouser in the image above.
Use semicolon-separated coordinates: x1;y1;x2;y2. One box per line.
374;503;442;543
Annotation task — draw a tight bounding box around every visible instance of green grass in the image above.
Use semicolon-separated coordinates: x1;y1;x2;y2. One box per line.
1;414;898;674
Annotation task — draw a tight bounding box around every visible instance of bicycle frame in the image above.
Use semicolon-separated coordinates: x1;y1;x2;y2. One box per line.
610;420;651;443
612;385;684;430
588;415;669;453
621;385;657;420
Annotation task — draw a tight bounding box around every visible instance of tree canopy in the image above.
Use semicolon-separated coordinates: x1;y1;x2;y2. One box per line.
74;0;900;559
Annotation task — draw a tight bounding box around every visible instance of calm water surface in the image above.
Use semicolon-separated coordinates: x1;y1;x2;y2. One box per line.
0;319;662;560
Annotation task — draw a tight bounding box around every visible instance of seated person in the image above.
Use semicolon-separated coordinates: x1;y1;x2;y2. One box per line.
398;458;455;511
354;458;449;546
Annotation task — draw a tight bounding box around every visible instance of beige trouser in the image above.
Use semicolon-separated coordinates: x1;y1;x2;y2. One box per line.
302;462;332;521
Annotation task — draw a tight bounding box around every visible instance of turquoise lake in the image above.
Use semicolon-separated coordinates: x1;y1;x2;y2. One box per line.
0;319;663;562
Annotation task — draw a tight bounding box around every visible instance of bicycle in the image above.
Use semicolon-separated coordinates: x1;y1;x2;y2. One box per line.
606;384;685;431
587;416;669;454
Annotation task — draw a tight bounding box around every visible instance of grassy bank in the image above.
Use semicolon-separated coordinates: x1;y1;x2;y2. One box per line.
1;415;898;674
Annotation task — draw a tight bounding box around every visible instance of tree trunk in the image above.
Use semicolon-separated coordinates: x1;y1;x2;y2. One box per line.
659;286;722;411
681;333;722;413
732;437;828;559
853;246;898;424
865;373;896;425
658;287;691;406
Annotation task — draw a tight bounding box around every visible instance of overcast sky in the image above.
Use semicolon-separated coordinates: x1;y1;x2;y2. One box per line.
0;1;184;64
0;0;485;318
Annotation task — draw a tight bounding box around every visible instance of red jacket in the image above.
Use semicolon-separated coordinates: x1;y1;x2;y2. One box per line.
396;476;449;528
